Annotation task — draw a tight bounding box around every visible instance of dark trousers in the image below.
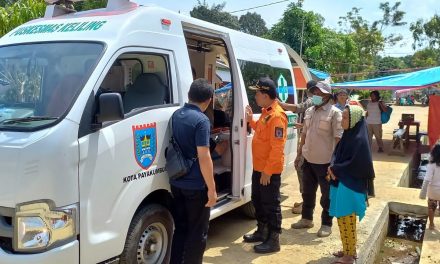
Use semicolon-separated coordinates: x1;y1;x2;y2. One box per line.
251;170;282;233
170;185;210;264
301;159;333;226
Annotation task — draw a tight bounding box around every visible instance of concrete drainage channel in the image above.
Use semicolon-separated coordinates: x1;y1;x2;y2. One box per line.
398;151;430;189
359;202;427;264
358;154;430;264
375;203;427;264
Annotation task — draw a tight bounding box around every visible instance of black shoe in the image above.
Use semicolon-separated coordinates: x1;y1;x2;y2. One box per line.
378;148;384;153
243;222;268;243
254;232;280;253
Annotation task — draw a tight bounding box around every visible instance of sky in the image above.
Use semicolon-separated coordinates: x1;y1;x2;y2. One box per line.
140;0;440;57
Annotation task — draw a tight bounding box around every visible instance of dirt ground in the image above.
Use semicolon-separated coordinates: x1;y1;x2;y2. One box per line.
203;104;433;264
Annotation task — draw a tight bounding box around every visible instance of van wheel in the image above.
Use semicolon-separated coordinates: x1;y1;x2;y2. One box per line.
120;204;173;264
242;202;256;219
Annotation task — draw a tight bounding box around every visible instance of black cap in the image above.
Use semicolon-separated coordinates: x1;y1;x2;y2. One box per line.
249;77;277;99
306;80;317;90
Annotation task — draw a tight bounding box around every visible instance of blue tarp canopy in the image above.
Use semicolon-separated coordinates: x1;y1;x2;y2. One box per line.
309;68;330;80
214;83;232;94
332;66;440;90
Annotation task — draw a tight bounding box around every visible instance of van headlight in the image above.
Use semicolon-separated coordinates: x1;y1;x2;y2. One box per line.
14;201;78;253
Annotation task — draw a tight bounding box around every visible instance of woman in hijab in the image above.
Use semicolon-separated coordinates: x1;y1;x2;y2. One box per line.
327;105;375;264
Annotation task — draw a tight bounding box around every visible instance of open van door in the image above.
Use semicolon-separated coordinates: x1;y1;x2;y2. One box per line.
227;33;299;206
182;23;249;218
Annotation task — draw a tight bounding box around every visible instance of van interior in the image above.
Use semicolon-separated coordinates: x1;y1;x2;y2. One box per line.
184;31;234;203
99;53;171;114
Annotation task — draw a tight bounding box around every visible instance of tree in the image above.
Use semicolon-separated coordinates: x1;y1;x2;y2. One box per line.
190;1;240;30
374;2;406;45
265;2;363;82
410;15;440;49
371;56;408;79
239;12;268;37
410;48;440;67
266;2;324;57
338;2;406;66
0;0;45;37
304;29;358;77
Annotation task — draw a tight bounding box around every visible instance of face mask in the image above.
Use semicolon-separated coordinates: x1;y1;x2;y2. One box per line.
312;95;323;106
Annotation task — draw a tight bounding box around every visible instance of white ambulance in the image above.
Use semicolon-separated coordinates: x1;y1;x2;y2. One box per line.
0;0;299;263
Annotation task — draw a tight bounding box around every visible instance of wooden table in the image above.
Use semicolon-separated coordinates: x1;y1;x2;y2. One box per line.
398;120;420;146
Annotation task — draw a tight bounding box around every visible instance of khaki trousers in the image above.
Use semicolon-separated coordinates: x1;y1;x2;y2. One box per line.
367;124;384;149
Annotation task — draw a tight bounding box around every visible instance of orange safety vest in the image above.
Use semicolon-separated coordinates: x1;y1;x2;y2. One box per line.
249;101;288;175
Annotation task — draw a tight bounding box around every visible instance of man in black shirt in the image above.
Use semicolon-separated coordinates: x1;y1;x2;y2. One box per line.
169;79;217;264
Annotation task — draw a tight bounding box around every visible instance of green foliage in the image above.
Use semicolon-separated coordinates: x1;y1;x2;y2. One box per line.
0;0;45;37
376;2;406;28
265;2;324;56
304;29;358;74
74;0;107;12
410;48;440;67
239;12;268;37
410;15;440;49
190;2;269;37
263;1;407;82
374;56;407;76
338;2;406;68
190;1;240;30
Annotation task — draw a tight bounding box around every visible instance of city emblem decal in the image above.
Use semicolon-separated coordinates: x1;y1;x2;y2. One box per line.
132;123;157;170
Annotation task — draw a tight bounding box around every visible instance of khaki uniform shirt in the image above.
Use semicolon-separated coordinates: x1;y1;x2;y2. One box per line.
301;102;343;164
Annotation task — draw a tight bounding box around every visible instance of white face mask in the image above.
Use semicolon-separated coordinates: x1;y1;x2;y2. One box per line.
312;95;323;106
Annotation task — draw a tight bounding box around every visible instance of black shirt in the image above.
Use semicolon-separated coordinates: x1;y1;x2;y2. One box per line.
169;103;211;190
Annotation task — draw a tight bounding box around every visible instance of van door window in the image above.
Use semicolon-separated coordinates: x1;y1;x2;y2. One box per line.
238;60;294;114
184;31;235;202
98;53;171;115
0;42;103;131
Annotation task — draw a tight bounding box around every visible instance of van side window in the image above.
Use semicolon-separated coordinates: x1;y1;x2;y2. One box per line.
98;53;171;114
238;59;294;114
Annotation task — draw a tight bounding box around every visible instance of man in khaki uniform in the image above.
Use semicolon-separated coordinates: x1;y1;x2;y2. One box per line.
279;80;316;214
291;81;343;237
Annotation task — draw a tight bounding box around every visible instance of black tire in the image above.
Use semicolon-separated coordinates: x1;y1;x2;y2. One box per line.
242;202;256;219
120;204;173;264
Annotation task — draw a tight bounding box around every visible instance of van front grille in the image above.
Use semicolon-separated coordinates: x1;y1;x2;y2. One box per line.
0;236;13;253
0;207;14;253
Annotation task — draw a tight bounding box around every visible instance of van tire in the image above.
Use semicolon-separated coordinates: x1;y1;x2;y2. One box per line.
119;204;173;264
242;202;256;219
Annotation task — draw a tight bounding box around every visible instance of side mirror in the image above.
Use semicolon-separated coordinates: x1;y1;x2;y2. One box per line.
97;93;124;123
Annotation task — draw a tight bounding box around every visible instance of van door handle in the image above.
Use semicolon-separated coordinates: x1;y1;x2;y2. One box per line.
234;140;240;145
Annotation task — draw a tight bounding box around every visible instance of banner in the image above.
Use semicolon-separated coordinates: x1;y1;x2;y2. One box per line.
428;95;440;147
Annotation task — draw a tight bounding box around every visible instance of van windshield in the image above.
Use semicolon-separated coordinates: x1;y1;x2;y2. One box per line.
0;42;103;131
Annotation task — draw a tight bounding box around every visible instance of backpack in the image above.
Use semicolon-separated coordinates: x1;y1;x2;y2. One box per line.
165;113;197;180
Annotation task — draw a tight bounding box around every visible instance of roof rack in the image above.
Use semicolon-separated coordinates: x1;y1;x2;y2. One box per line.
44;0;133;18
106;0;132;11
44;0;81;18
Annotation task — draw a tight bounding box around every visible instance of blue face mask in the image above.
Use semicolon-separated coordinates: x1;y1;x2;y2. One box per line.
312;95;323;106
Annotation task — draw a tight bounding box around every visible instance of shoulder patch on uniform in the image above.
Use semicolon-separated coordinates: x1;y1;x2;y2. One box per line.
275;127;284;138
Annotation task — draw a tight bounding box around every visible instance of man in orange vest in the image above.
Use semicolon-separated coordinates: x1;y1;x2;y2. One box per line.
242;77;288;253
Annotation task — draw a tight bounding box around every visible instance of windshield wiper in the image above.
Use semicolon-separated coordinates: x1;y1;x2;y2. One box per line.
0;116;57;125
